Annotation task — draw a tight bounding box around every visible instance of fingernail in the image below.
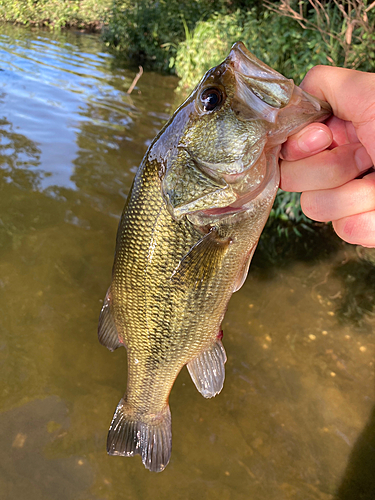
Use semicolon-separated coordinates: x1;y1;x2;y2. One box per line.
354;146;373;173
297;127;331;153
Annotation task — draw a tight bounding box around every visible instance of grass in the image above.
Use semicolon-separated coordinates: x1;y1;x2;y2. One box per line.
0;0;112;30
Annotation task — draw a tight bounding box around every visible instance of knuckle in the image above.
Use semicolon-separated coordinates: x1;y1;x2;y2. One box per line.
320;148;349;184
301;191;324;221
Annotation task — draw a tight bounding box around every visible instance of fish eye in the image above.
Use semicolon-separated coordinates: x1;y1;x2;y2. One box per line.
200;87;224;112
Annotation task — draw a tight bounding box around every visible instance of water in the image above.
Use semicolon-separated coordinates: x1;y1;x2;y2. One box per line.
0;24;374;500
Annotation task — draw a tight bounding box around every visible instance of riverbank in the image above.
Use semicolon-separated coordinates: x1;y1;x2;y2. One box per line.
0;0;111;30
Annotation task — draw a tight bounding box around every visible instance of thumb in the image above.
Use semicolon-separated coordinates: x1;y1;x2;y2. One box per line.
300;66;375;164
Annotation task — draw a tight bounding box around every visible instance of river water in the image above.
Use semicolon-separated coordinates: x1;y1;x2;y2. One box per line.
0;24;374;500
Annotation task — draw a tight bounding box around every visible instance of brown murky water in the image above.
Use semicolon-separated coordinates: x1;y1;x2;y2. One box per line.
0;24;374;500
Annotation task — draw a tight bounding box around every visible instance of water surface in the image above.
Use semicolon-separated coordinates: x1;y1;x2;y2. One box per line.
0;24;374;500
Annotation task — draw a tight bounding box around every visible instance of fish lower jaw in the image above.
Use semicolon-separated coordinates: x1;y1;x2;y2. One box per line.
194;196;252;220
198;181;268;218
199;205;245;217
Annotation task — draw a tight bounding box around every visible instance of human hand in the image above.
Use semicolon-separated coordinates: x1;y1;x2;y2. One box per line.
280;66;375;247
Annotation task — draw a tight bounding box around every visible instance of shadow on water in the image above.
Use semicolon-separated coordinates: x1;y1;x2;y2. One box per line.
336;404;375;500
0;23;373;500
257;223;375;332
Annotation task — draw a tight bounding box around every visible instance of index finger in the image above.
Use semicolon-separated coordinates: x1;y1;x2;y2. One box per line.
280;123;332;161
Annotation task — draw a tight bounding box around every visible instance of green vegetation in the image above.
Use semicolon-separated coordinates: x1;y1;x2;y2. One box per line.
0;0;111;29
266;0;375;73
102;0;210;71
102;1;375;81
102;0;261;70
174;9;328;90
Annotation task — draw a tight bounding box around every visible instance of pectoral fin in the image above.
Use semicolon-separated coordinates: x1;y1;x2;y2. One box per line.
98;289;123;351
233;243;257;292
170;228;231;289
187;339;227;398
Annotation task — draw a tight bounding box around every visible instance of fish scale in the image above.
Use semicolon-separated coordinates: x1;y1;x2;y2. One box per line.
98;42;331;472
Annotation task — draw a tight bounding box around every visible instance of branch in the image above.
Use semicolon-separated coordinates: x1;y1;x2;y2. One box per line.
127;66;143;95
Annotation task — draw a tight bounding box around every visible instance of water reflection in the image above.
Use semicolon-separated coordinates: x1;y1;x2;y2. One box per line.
0;23;373;500
0;115;41;189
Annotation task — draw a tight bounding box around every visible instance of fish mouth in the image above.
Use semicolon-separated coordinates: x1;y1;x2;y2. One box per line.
228;42;293;96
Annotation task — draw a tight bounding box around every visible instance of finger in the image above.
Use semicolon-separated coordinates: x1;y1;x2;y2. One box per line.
280;143;373;192
301;172;375;222
281;123;332;161
333;212;375;247
325;116;359;148
281;118;358;161
300;66;375;162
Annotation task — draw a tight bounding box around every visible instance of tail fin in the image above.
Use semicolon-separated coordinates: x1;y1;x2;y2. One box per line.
107;398;172;472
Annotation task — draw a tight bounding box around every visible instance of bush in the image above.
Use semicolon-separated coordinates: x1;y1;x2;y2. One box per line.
102;0;214;70
265;0;375;72
102;0;264;70
174;12;244;90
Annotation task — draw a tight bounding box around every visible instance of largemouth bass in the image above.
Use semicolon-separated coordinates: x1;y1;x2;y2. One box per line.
98;42;331;472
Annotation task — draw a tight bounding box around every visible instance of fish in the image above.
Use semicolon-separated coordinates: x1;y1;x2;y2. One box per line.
98;42;331;472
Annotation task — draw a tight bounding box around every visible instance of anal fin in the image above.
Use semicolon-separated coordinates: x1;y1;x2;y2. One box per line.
107;398;172;473
98;288;122;351
187;338;227;398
